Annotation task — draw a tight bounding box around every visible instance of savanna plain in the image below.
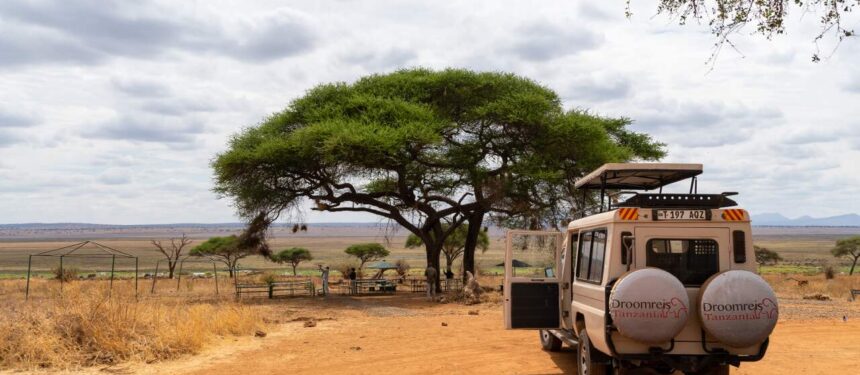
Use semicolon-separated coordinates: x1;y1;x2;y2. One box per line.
0;225;858;374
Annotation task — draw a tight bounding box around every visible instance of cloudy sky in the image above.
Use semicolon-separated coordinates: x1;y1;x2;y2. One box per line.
1;0;858;224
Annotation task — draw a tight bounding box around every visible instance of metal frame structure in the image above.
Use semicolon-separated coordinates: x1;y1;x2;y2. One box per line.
152;256;221;295
25;241;138;300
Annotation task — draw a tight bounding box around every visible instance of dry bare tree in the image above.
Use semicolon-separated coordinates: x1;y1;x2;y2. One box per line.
151;233;193;279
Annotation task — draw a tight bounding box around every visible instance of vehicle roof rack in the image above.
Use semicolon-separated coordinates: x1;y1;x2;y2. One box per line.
615;193;738;209
575;163;703;190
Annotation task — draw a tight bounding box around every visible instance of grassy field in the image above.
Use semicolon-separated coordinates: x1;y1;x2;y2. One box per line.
0;235;512;278
1;229;857;279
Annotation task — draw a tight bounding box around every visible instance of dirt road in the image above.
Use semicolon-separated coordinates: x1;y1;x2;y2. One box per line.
122;295;859;375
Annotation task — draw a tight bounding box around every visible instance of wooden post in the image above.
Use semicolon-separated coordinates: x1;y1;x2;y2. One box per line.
109;254;115;298
213;263;219;295
59;255;64;295
151;261;160;294
25;255;32;301
134;257;139;300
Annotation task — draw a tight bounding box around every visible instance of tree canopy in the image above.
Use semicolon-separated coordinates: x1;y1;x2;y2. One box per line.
754;245;783;269
189;235;251;277
639;0;859;61
832;236;860;275
345;243;390;270
213;68;663;281
271;247;313;275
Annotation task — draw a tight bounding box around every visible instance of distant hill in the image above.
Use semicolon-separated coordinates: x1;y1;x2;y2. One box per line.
0;222;381;230
751;213;860;227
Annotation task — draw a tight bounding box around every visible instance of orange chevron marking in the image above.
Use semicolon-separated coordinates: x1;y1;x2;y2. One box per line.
618;208;638;220
722;209;745;221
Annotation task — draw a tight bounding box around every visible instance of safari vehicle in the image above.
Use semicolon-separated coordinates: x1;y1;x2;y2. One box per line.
503;163;778;375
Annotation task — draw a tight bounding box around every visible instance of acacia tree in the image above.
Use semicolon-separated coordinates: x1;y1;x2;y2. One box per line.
638;0;859;61
832;236;860;275
271;247;313;275
213;69;663;286
151;233;193;279
345;243;390;272
189;235;252;277
754;245;783;271
405;224;489;277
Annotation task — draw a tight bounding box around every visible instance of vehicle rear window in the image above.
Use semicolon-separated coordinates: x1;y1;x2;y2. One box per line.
646;239;719;286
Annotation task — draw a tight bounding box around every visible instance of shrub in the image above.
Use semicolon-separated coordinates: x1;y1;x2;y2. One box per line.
260;273;277;285
52;267;78;282
332;262;356;280
824;266;836;280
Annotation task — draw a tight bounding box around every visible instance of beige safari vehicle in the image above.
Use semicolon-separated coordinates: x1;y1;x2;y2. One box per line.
503;163;777;375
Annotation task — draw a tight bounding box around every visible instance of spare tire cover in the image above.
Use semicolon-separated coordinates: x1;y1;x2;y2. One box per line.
698;270;778;348
609;268;690;344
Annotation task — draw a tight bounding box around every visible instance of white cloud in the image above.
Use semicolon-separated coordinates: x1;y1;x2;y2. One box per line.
0;0;858;223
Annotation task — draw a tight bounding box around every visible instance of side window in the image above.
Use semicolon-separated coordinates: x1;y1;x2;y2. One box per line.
588;231;607;283
576;231;592;280
569;232;579;283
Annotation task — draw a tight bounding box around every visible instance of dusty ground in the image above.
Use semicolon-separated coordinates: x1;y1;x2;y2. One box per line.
31;292;856;375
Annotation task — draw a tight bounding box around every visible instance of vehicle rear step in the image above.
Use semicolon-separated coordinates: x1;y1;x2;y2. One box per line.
550;329;579;346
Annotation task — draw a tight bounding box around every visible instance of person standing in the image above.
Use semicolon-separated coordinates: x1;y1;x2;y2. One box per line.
319;265;330;296
348;267;357;295
425;265;438;301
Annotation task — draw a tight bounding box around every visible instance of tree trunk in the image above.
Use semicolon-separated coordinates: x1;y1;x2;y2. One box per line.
168;261;177;279
424;239;443;292
445;253;454;276
228;258;237;278
851;256;858;275
292;264;298;276
462;212;485;282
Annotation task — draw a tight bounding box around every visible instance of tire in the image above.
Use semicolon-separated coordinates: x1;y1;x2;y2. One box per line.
578;329;609;375
540;329;563;351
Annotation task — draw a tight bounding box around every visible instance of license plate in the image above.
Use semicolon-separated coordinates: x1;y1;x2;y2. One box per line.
654;209;709;221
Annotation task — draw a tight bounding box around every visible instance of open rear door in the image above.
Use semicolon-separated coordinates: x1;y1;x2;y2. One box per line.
504;230;563;329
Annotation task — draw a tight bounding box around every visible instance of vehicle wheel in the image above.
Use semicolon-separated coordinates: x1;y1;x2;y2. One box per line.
540;330;563;351
577;329;608;375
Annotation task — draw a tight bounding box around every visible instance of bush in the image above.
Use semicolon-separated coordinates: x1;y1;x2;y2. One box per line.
333;262;356;280
260;273;277;285
824;266;836;280
52;267;78;282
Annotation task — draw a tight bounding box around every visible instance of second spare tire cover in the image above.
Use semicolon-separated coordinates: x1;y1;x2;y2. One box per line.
609;268;690;344
698;270;778;348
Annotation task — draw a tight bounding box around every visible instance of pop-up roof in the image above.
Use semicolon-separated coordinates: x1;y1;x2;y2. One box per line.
574;163;703;190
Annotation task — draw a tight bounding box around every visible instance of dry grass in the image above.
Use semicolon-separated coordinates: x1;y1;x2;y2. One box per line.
0;279;262;371
762;273;860;300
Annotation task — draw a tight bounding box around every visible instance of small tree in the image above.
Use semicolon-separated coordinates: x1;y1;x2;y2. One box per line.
271;247;313;276
189;235;250;277
754;245;783;271
832;236;860;275
345;243;389;272
405;224;489;277
151;233;193;279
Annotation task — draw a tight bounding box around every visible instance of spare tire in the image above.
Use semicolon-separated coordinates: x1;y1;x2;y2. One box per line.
698;270;778;348
609;268;690;344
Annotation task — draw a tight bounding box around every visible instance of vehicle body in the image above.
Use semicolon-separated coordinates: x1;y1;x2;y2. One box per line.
503;163;777;375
